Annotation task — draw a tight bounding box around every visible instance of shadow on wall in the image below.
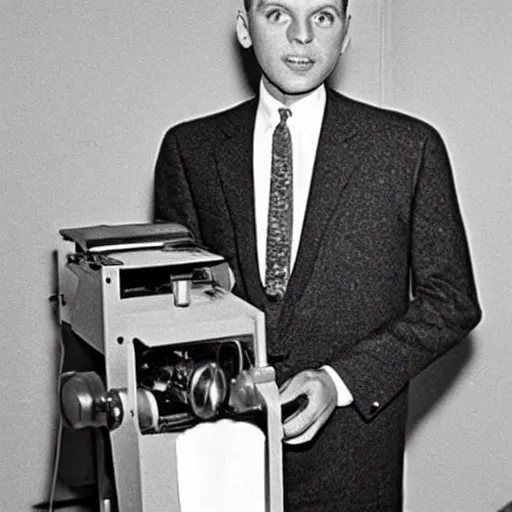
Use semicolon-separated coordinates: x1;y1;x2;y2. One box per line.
406;333;476;439
44;250;66;501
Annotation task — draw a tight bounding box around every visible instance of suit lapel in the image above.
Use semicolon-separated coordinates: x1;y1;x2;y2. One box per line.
213;99;268;308
212;92;363;334
281;91;362;332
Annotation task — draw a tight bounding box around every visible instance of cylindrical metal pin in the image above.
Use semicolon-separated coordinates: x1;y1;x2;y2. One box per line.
172;278;191;307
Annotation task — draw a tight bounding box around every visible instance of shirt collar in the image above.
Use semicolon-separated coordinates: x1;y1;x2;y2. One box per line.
257;80;326;133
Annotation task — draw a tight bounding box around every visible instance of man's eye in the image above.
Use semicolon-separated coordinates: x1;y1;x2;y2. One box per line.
314;11;335;26
266;9;289;23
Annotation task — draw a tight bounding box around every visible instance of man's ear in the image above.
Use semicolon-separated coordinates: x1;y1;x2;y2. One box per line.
340;14;352;54
236;10;253;49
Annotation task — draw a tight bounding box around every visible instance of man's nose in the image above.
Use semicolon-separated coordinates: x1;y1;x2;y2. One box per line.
287;19;313;45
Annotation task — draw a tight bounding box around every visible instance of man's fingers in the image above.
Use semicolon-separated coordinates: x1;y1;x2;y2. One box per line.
279;373;310;428
282;398;316;439
278;376;293;397
279;369;339;444
279;373;306;404
284;408;332;445
281;393;308;422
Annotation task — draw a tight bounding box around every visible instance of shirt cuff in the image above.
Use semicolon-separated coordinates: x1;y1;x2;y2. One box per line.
321;365;354;407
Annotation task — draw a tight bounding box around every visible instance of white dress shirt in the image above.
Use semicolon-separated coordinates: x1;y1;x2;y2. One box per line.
253;81;353;407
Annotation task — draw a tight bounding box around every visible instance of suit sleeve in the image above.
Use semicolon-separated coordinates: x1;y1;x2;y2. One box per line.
331;128;482;421
153;128;203;242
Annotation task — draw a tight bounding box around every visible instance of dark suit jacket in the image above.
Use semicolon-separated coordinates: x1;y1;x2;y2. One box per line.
154;88;481;511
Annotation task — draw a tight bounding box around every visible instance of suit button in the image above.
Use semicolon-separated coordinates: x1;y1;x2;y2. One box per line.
369;401;380;414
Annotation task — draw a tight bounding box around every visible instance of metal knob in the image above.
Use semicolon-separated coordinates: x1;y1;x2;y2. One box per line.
60;371;108;429
59;371;158;432
188;362;228;420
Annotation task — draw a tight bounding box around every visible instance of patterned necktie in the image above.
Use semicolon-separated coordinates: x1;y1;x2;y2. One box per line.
265;108;293;299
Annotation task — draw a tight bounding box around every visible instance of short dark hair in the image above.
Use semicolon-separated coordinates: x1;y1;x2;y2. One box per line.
244;0;349;14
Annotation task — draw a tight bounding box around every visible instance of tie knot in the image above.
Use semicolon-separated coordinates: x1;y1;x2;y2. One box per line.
278;108;292;123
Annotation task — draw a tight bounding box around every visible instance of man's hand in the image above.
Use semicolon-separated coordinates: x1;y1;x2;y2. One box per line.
279;368;338;445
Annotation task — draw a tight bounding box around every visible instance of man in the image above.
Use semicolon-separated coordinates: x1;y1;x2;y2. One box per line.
154;0;481;510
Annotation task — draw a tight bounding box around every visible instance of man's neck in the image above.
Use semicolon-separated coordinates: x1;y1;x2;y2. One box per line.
260;78;325;107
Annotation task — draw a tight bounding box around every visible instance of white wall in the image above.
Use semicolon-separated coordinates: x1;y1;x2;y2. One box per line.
1;1;248;509
383;1;512;511
0;1;383;510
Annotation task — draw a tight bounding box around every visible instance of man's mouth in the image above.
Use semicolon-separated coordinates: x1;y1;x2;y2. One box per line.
284;56;315;70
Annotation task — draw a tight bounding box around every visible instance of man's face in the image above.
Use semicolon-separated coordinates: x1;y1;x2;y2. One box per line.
237;0;348;105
